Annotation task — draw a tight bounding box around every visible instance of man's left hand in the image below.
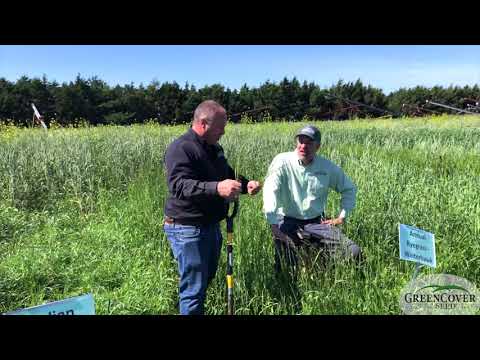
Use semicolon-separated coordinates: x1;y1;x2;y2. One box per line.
247;181;262;195
321;217;344;226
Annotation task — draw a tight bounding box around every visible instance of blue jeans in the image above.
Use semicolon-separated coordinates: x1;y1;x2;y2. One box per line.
163;222;223;315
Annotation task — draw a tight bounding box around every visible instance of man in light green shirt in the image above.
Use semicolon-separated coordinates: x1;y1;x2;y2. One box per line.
263;125;361;272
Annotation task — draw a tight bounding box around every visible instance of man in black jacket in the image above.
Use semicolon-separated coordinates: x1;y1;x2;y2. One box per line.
163;100;261;315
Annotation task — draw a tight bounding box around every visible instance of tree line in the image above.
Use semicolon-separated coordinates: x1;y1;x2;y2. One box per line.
1;75;479;127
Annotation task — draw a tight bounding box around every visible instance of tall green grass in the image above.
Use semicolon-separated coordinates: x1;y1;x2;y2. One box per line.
1;115;479;314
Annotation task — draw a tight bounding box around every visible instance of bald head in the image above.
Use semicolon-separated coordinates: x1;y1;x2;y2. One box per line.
193;100;226;125
192;100;227;145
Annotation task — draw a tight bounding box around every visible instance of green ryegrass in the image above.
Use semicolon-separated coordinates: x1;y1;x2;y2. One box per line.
1;115;479;314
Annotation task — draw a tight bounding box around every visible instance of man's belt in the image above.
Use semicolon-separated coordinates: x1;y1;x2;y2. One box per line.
283;213;326;225
163;216;209;226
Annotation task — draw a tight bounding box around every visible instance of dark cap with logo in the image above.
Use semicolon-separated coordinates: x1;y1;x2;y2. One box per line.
295;125;321;143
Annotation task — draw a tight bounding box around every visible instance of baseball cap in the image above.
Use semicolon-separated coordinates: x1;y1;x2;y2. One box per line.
295;125;321;143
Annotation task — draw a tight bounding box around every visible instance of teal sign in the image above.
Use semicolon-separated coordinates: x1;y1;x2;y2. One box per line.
399;224;436;268
4;293;95;315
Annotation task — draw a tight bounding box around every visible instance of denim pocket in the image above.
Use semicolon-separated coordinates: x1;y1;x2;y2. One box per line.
163;224;200;241
178;225;201;239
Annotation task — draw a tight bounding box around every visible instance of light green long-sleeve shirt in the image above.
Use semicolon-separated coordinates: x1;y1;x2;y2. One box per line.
263;151;356;225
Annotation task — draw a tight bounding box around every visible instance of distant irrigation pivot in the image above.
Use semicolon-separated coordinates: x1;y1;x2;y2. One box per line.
467;105;480;114
425;100;478;115
231;106;272;117
157;98;480;124
466;103;480;113
461;97;480;110
324;94;400;118
401;103;440;117
31;103;48;130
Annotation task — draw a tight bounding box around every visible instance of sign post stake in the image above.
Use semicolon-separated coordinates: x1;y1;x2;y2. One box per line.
412;262;423;280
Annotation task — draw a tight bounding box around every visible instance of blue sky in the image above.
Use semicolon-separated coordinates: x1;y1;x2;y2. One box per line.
1;45;479;94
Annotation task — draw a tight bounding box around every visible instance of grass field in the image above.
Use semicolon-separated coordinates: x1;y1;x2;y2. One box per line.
1;115;479;315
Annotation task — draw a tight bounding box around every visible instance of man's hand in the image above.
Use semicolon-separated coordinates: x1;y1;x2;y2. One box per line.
247;180;262;195
217;179;242;201
321;217;344;226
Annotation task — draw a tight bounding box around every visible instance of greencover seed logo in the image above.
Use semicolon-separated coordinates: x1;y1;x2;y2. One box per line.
399;274;480;315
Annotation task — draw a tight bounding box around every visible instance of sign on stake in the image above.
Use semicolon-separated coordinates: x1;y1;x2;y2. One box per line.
4;293;95;315
399;224;436;280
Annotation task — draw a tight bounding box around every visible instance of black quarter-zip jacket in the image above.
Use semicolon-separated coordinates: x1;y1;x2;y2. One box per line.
164;128;249;225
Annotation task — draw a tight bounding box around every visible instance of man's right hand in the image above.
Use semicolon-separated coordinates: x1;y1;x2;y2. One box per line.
217;179;242;201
